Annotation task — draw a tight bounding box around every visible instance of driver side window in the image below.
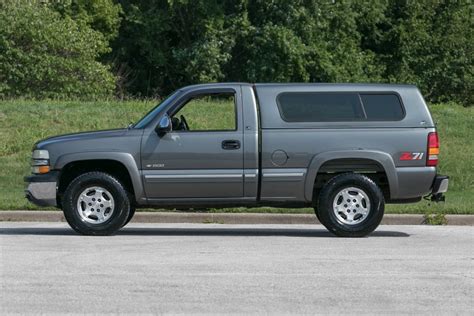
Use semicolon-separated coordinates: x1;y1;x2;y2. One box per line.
172;92;236;132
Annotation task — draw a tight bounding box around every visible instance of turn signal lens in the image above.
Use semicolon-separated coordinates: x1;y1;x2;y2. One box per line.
427;132;439;166
32;165;50;174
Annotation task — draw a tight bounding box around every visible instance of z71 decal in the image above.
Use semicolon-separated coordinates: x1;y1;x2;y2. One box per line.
400;152;424;161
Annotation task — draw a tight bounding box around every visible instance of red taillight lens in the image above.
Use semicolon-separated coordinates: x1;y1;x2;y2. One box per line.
427;132;439;166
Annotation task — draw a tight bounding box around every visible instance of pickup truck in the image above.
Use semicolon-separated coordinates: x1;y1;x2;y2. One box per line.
25;83;448;236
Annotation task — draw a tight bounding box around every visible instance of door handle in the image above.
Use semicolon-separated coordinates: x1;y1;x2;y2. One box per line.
222;140;241;150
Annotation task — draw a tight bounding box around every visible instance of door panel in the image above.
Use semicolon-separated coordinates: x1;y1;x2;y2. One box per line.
142;132;244;198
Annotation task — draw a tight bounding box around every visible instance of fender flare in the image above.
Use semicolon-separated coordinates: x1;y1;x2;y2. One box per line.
304;150;398;201
55;152;145;203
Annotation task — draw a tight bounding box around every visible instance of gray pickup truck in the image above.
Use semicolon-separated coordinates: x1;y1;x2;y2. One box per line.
25;83;448;236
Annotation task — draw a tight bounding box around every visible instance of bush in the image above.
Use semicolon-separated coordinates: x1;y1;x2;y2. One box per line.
0;1;115;99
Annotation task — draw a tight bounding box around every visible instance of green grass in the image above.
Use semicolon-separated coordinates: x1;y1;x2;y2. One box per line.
0;100;472;214
176;95;236;130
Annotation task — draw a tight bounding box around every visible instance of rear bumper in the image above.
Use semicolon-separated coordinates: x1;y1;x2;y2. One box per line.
430;175;449;202
24;172;59;207
431;175;449;194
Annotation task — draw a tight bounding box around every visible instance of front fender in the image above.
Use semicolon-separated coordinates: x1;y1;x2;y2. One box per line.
304;150;398;201
55;152;145;204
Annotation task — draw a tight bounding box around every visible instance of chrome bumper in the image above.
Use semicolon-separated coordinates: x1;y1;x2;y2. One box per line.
24;172;58;207
430;175;449;202
432;175;449;194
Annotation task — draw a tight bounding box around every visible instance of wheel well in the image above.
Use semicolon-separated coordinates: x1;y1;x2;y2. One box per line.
313;158;390;202
57;160;135;207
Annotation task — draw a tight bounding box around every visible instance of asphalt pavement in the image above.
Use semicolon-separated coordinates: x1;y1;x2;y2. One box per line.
1;222;473;314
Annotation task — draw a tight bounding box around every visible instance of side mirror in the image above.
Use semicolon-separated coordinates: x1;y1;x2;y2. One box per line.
155;114;172;136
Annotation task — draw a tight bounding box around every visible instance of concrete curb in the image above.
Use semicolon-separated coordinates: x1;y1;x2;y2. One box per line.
0;211;472;226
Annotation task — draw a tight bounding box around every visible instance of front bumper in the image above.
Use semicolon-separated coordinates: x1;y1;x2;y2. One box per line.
24;171;59;207
430;175;449;202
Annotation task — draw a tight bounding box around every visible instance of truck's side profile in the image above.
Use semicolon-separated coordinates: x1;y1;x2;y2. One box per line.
25;83;448;236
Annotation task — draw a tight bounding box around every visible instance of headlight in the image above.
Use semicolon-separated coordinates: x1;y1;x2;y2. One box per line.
32;150;50;174
32;150;49;159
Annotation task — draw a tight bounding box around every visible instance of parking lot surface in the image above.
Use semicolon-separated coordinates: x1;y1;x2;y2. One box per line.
1;222;473;314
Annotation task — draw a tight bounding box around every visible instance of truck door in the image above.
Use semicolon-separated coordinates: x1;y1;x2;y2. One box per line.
141;86;244;199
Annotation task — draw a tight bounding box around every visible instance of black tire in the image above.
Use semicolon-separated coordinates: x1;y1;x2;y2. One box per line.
122;206;136;227
317;173;384;237
314;208;322;223
62;172;131;235
312;193;322;224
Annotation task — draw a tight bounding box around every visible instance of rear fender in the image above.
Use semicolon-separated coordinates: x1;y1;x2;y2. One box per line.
304;150;398;201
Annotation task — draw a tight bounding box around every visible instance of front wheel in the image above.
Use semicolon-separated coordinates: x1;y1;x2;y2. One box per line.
122;206;136;227
317;173;384;237
62;172;131;235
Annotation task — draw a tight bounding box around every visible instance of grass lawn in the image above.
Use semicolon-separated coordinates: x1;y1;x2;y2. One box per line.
0;100;472;214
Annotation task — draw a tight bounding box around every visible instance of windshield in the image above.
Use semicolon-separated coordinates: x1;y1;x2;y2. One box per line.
133;90;181;128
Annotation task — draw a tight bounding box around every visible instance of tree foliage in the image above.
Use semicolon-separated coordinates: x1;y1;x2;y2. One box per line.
112;0;472;104
51;0;122;42
0;0;472;104
361;1;473;104
0;0;118;99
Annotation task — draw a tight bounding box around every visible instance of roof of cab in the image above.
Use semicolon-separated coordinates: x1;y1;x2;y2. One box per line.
254;83;417;89
179;82;418;92
179;82;252;92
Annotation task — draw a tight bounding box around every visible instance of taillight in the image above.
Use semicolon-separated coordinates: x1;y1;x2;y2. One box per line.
427;132;439;166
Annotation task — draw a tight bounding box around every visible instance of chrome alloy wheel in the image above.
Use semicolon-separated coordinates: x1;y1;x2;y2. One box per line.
332;187;371;225
76;186;115;224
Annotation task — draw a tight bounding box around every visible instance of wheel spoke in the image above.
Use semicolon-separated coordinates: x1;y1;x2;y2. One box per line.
346;211;354;222
96;211;105;222
102;199;112;208
341;190;351;203
80;195;93;204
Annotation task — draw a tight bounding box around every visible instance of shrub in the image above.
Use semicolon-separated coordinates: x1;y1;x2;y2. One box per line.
0;1;115;99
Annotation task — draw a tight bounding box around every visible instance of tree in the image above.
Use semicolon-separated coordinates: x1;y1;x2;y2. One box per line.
1;0;471;104
361;0;473;104
226;1;384;83
51;0;122;42
113;0;472;104
112;0;237;97
0;1;115;99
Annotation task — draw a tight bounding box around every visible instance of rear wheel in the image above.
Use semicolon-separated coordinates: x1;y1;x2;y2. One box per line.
62;172;130;235
317;173;384;237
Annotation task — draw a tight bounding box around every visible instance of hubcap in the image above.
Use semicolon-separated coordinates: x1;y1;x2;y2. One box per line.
76;186;115;224
332;187;371;225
